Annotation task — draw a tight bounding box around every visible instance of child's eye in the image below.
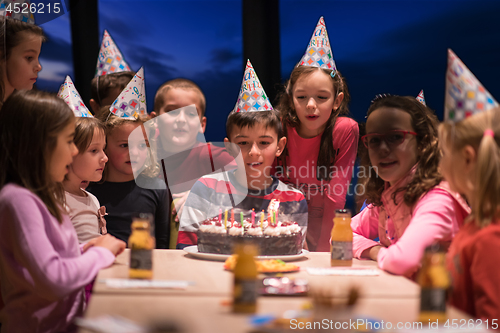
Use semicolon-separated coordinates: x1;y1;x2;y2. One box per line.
318;96;328;100
119;144;128;148
295;96;306;100
168;110;180;116
237;141;247;146
90;149;98;153
259;141;271;146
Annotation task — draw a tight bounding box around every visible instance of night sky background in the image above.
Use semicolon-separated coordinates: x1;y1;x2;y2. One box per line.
37;0;500;143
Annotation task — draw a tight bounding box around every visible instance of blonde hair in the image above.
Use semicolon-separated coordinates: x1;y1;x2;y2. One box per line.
154;78;206;116
98;110;160;181
438;108;500;227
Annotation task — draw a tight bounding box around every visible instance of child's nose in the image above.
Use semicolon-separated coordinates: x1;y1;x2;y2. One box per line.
102;152;108;163
306;98;316;109
35;60;42;73
175;111;187;123
248;142;260;156
71;142;78;157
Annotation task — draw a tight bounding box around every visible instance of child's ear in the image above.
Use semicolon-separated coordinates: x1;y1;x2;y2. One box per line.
199;116;207;134
89;99;100;115
463;145;477;169
332;92;344;111
275;137;287;157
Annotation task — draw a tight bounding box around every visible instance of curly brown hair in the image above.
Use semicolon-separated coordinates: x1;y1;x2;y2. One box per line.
276;66;350;181
361;95;442;207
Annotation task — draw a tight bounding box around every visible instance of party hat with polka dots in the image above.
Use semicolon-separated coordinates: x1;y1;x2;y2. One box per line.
57;76;93;117
416;90;426;106
95;30;131;77
232;60;273;113
0;0;35;24
298;16;336;71
109;66;146;118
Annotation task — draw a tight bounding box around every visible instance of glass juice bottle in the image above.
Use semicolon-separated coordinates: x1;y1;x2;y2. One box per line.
331;209;353;267
233;241;258;313
129;213;155;279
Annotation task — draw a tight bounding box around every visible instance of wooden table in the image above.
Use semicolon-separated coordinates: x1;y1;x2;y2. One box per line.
92;249;420;298
80;249;467;333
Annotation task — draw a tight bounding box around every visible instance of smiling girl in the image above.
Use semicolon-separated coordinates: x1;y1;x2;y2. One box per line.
351;95;470;277
63;118;109;244
0;16;44;105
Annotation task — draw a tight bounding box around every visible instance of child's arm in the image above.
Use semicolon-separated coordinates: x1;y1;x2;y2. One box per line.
154;189;170;249
351;204;381;258
176;179;211;249
470;231;500;321
377;187;464;276
0;193;116;301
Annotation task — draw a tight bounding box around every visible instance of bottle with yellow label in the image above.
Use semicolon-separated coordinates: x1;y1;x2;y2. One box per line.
233;240;258;313
418;243;450;323
129;213;155;279
331;209;353;267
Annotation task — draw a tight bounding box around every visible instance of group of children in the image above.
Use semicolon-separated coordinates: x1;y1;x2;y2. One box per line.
0;11;498;333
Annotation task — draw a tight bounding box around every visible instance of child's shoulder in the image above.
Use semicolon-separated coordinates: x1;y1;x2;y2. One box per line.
334;116;359;132
0;183;37;202
416;180;470;215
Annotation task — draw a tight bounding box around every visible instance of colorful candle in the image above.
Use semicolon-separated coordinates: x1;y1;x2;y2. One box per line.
251;209;255;226
219;208;222;225
240;212;244;228
224;209;228;228
273;211;277;226
231;209;234;225
260;210;264;230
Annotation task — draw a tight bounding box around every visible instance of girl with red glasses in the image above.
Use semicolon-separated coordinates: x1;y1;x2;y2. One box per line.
352;95;470;277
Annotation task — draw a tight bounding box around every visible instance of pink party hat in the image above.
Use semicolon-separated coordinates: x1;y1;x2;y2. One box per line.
57;76;93;117
298;16;336;71
95;30;131;77
232;60;273;113
0;0;35;24
109;67;146;118
445;49;498;122
416;90;426;106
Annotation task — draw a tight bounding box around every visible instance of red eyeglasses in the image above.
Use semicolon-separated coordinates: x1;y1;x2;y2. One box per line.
361;130;417;149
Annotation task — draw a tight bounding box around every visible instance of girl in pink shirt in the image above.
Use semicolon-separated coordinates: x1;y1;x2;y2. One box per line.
0;90;125;333
352;95;470;277
276;17;359;252
439;108;500;322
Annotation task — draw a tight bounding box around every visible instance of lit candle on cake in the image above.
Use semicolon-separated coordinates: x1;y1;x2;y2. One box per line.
240;212;244;228
231;209;234;226
251;209;255;226
224;209;228;228
219;208;222;226
260;210;264;230
273;211;277;227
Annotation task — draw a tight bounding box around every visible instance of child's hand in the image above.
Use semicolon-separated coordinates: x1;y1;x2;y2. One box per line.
172;190;190;222
94;234;126;256
82;237;100;253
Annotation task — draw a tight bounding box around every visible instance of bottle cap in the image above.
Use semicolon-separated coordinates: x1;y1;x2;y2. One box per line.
335;209;351;217
424;242;446;253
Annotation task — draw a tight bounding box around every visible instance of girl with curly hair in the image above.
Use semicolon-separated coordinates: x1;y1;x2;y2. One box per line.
352;95;470;277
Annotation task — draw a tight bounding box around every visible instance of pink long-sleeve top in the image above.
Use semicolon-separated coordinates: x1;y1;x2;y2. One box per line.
351;166;470;277
277;117;359;252
0;184;115;333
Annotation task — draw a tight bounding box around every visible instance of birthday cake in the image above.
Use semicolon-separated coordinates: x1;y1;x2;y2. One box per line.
197;217;303;256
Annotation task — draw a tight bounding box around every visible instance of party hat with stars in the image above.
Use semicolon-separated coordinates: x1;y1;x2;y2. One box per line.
109;66;147;118
95;30;131;77
57;76;93;117
416;90;426;106
298;16;336;71
445;49;498;122
232;60;273;113
0;0;35;24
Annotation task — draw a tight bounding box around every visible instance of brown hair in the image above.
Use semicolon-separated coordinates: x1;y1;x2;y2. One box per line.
439;108;500;227
0;17;45;106
90;71;135;106
74;117;106;153
277;66;350;181
154;78;206;117
98;110;159;181
226;109;283;141
361;95;442;207
0;90;75;223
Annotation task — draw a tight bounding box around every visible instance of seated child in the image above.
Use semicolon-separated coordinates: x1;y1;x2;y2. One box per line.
63;117;108;243
89;71;135;116
87;111;170;248
351;95;470;277
0;90;125;332
439;108;500;321
153;78;236;245
177;108;308;248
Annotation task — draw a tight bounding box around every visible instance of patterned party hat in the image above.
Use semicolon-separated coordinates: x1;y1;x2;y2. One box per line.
445;49;498;122
0;0;35;24
109;67;147;118
95;30;131;77
298;16;336;71
57;76;93;117
416;90;426;106
232;60;273;113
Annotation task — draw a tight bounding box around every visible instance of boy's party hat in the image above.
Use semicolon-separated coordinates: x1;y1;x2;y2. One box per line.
57;76;93;117
0;0;35;24
95;30;131;77
109;66;147;118
298;16;336;71
232;60;273;113
445;49;498;122
416;90;426;106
